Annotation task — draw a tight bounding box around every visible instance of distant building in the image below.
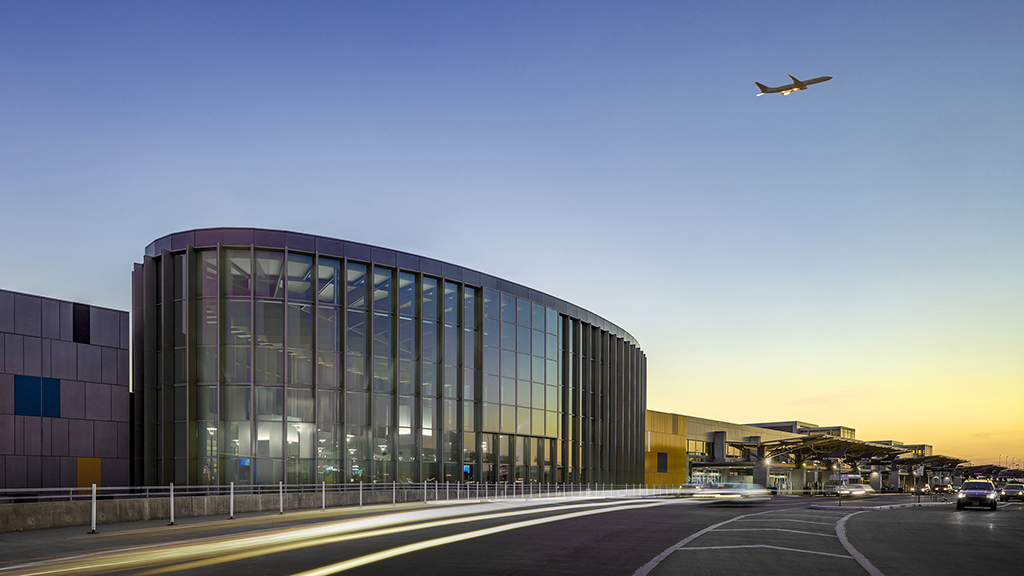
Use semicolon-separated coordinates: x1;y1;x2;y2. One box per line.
0;289;130;489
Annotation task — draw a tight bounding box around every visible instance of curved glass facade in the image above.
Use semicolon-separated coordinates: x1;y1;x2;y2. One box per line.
132;228;645;486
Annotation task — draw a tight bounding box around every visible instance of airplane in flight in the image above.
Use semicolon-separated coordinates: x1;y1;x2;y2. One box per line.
755;74;832;96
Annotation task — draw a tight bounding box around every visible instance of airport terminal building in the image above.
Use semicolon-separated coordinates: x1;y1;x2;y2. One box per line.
131;228;647;487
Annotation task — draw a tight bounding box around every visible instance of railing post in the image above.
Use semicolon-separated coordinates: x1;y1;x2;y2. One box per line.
279;481;283;515
229;482;234;519
393;481;396;506
168;483;176;526
359;482;363;508
322;481;326;511
446;481;449;501
88;484;98;534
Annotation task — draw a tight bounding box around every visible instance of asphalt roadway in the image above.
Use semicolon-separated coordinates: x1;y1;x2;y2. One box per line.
0;494;1020;575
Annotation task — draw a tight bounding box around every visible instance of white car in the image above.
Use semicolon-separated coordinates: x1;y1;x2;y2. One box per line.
693;482;772;504
837;484;876;498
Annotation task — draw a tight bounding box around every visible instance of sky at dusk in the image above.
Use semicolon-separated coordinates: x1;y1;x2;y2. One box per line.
1;1;1021;466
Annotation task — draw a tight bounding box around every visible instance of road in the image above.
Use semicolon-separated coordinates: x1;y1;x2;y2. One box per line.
0;495;1020;575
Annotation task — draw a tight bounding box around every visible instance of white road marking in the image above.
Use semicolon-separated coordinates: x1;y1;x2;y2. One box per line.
836;511;885;576
679;545;854;559
735;518;837;525
713;528;838;538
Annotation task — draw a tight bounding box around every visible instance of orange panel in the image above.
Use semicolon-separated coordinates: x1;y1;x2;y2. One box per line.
77;457;102;489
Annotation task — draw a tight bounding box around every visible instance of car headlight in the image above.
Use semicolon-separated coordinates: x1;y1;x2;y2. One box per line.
988;492;998;499
957;492;964;498
1000;491;1005;495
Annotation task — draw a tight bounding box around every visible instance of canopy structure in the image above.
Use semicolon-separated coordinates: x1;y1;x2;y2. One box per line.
727;434;908;464
888;455;967;471
959;464;1024;481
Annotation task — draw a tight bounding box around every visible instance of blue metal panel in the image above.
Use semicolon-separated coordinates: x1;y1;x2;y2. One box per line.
41;377;60;418
14;375;41;416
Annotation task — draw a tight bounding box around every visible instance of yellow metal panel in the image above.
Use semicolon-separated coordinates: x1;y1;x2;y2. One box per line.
645;410;689;484
77;457;102;488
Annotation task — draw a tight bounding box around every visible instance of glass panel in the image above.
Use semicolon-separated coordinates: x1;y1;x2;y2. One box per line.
346;310;367;355
500;405;515;434
443;282;458;324
517;298;531;327
223;422;251;458
254;346;284;383
500;293;515;323
501;321;515;350
483;317;499;348
198;423;217;457
398;428;415;462
463;287;476;329
517;380;531;407
422;277;438;320
421;320;437;363
443;399;457;430
532;330;545;358
463;402;475;431
373;427;391;461
173;301;185;347
197;299;217;346
398;395;414;428
517;325;531;354
463;368;476;401
345;354;366;390
287;388;315;422
287;253;314;301
372;357;392;392
500;349;515;378
317;389;341;423
222;346;251;383
347;458;368;482
254;251;285;298
223;299;251;345
255;422;283;458
532;382;545;409
483;289;500;319
287;423;316;458
346;425;369;460
254;300;284;346
532;356;545;383
546;334;558;360
516;407;531;436
223;386;251;420
483;375;500;403
224;249;251;297
532;409;545;436
346;262;367;308
546;308;558;334
398;316;415;360
398;359;415;395
546;359;558;386
532;303;545;331
318;351;340;388
421;397;435;430
256;386;284;421
198;250;218;298
483;346;499;376
483;403;499;431
317;425;341;460
288;349;313;387
317;258;342;304
198;346;217;382
373;267;392;312
500;377;515;405
463;432;476;463
318;306;340;351
546;385;558;411
442;365;458;398
345;392;368;426
373;313;392;358
546;411;557;438
517;353;531;380
197;386;218;419
463;329;476;370
421;428;437;463
287;303;314;349
421;362;437;397
398;272;416;316
443;324;458;366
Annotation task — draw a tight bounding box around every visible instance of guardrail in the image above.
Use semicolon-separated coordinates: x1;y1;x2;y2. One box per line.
0;482;683;533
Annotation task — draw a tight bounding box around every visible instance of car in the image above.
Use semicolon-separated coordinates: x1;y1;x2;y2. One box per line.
693;482;772;504
909;484;931;495
999;483;1024;502
932;484;953;494
957;480;999;510
837;484;876;498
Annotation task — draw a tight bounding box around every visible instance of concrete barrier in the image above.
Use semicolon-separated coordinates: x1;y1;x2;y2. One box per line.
0;486;431;532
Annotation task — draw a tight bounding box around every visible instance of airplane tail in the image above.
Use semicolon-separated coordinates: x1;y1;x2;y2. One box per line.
754;82;768;95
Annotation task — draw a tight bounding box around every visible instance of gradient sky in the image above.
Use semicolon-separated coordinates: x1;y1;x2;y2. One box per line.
1;1;1021;467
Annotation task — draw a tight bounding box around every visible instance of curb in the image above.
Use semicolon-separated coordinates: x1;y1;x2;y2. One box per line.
810;502;950;511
